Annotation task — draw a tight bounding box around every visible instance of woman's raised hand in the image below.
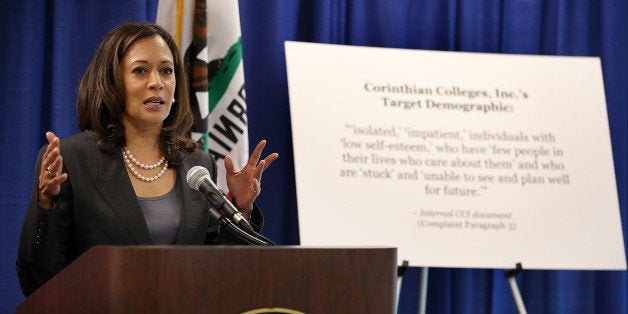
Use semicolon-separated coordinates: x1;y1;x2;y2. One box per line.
224;140;279;215
37;132;68;209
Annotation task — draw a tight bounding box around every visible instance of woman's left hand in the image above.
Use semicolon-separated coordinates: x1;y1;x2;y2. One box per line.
225;140;279;217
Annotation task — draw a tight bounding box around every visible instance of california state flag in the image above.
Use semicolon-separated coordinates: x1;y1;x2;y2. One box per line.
157;0;249;191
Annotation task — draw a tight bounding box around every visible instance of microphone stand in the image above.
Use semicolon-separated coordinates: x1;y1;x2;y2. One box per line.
210;209;275;245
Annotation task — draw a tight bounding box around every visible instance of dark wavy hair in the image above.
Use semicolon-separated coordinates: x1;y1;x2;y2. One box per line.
76;22;197;166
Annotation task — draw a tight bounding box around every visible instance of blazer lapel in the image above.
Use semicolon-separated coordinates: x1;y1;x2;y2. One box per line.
174;156;206;244
95;152;153;244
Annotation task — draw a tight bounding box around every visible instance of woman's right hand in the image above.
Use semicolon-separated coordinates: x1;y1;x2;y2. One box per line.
38;132;68;209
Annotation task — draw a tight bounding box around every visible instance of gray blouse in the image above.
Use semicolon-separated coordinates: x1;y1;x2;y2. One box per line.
137;178;182;244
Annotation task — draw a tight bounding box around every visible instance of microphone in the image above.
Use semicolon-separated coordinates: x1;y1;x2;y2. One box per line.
186;166;254;232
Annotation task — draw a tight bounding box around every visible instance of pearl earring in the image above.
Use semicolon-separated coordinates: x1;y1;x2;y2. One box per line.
172;98;175;103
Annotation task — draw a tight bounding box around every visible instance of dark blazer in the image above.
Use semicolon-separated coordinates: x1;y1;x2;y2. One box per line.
16;132;262;296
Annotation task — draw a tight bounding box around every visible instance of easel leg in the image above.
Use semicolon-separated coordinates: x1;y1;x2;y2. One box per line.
504;263;527;314
418;267;429;314
396;261;409;314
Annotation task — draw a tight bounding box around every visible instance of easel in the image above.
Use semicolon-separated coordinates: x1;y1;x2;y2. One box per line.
396;261;409;314
505;263;527;314
396;263;428;314
397;263;527;314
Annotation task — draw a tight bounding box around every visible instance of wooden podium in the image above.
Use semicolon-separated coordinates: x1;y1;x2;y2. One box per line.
16;246;397;313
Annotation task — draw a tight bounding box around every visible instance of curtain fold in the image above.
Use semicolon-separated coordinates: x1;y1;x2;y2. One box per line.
1;1;626;313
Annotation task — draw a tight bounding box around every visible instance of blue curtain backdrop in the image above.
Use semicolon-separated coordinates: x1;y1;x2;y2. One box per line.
1;0;626;313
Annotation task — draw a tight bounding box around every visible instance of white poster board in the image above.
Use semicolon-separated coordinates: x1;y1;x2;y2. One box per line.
285;41;626;270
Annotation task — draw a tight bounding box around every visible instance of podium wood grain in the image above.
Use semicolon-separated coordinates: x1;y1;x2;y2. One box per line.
16;246;397;313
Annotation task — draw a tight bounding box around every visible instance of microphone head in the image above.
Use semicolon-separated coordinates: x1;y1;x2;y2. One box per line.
186;166;211;190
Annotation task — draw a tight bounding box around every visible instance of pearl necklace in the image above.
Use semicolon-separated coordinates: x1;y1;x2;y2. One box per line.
122;147;168;182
